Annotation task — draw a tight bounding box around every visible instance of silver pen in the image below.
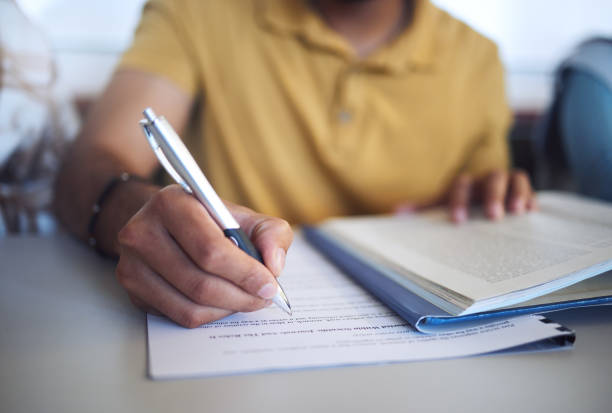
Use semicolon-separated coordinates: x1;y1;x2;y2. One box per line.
139;108;292;315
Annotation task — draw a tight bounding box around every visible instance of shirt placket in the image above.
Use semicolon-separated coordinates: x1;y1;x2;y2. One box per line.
332;64;364;156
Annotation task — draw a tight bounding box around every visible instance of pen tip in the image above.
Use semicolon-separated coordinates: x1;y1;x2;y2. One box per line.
272;284;292;316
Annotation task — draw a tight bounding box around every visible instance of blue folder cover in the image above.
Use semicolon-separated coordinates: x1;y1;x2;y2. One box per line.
303;226;612;333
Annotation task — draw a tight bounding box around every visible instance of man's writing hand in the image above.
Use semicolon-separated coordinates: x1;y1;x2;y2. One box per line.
115;185;293;328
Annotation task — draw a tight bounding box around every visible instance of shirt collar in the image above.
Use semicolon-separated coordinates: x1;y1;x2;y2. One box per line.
256;0;438;74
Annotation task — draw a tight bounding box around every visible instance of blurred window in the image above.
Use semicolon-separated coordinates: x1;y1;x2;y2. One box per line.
432;0;612;74
16;0;147;54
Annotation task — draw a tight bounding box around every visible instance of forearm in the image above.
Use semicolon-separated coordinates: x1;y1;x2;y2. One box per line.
53;69;194;255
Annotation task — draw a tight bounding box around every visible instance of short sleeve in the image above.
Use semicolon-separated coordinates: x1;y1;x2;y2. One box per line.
118;0;199;96
464;43;512;178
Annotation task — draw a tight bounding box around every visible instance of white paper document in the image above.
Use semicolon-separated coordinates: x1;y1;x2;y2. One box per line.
147;236;573;380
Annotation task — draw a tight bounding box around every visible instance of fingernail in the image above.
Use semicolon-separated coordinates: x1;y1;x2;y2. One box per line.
490;203;504;220
453;208;467;223
274;248;286;277
513;199;525;214
257;283;277;299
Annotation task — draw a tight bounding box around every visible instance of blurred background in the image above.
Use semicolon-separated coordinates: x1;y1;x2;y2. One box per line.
13;0;611;109
2;0;612;235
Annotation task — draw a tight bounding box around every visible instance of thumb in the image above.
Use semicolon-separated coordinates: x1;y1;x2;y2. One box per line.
228;203;293;277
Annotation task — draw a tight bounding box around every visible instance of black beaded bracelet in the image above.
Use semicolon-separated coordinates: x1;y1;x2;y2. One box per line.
87;172;147;251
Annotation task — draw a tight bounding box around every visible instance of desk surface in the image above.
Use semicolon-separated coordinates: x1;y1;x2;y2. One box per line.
1;234;611;413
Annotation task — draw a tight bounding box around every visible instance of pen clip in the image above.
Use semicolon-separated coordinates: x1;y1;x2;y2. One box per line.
139;119;193;195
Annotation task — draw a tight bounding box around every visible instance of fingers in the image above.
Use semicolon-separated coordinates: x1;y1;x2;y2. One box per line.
482;170;508;220
448;173;474;223
508;170;537;214
153;186;280;300
230;203;294;278
481;169;537;220
116;184;293;327
120;219;268;313
447;169;536;223
116;255;232;328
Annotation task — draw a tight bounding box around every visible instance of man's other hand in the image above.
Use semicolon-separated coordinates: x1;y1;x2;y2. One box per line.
447;169;537;223
393;169;537;223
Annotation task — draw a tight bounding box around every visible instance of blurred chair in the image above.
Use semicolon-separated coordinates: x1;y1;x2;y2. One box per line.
536;38;612;201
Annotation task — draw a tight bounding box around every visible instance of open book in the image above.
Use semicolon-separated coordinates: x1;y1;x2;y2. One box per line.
304;192;612;332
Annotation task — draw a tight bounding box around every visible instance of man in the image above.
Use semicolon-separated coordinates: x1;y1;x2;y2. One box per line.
54;0;536;327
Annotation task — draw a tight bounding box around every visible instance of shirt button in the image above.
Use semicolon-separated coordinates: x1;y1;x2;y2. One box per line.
338;110;352;123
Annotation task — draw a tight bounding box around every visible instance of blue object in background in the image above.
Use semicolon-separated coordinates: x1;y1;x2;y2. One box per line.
560;70;612;202
537;38;612;202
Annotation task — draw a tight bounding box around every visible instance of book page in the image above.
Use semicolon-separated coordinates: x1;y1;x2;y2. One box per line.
322;192;612;312
147;236;573;379
509;270;612;308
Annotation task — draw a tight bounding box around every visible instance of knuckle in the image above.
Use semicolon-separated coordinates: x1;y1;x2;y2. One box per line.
117;223;139;249
252;216;292;241
115;266;128;287
177;309;202;329
195;245;225;272
152;185;185;215
274;217;292;235
151;188;173;213
269;216;288;228
115;260;136;291
128;294;144;310
251;219;268;238
118;219;162;252
239;262;265;292
190;277;214;304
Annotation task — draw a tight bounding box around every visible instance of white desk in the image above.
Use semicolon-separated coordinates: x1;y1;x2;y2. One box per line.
1;234;611;413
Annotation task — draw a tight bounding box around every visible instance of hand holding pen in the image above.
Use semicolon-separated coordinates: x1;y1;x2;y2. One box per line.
114;109;293;328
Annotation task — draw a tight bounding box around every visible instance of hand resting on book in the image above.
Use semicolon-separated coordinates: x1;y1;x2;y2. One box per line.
394;169;537;223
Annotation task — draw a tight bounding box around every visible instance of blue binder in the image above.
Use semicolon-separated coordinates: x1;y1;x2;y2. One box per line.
304;226;612;333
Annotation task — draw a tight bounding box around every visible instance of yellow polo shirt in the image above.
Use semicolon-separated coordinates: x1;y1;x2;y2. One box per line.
120;0;511;224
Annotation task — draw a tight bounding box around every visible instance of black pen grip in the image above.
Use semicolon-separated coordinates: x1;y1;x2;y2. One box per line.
223;228;264;264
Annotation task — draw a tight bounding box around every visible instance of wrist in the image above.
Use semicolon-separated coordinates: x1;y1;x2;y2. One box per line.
91;175;159;257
